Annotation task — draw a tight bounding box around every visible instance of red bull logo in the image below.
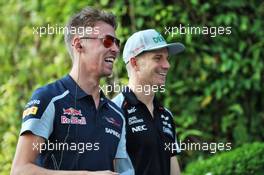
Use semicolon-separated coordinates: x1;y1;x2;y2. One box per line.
63;107;82;116
61;116;86;125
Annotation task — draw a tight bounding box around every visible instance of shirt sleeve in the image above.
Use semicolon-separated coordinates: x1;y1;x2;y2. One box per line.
115;114;135;175
164;108;181;156
115;116;127;158
20;87;56;140
171;120;181;156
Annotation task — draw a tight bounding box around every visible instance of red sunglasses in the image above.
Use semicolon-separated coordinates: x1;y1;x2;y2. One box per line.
80;35;120;48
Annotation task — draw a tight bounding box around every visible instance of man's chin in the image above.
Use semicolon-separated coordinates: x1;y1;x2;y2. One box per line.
99;71;112;78
155;80;166;87
104;72;113;77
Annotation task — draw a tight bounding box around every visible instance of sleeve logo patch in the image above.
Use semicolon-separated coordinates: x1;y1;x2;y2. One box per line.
163;126;173;138
25;100;40;108
23;106;38;118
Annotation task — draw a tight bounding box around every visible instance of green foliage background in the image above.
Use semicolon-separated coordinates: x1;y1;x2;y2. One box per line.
0;0;263;174
184;142;264;175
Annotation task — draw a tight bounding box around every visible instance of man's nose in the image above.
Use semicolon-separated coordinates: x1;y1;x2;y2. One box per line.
162;58;170;69
110;42;120;54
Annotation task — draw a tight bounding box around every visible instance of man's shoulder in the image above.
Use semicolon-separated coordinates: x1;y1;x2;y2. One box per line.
28;78;68;106
106;97;124;115
163;107;173;117
103;98;126;128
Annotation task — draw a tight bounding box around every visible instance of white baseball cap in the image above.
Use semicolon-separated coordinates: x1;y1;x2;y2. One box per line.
123;29;185;64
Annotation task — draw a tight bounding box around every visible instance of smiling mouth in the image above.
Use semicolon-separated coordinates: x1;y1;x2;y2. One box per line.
105;57;115;64
159;72;167;77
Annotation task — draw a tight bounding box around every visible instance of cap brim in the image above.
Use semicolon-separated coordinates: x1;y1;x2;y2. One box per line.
145;42;185;56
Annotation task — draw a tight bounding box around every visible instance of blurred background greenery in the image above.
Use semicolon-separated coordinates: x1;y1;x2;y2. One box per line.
0;0;263;174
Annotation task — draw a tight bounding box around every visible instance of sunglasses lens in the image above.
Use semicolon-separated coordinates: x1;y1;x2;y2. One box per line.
103;35;120;48
103;36;113;48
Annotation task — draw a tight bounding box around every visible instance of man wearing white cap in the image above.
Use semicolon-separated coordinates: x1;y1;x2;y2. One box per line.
112;29;184;175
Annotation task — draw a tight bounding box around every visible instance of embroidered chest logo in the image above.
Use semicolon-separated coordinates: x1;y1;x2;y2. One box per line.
127;106;136;114
63;107;82;116
105;117;121;127
61;107;86;125
128;116;144;125
131;124;147;133
105;127;120;139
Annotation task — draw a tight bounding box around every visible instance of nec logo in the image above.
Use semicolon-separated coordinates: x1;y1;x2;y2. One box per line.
131;125;147;133
152;34;165;43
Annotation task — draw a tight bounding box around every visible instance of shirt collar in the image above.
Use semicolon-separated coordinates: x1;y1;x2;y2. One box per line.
99;90;108;107
122;86;162;109
61;74;108;103
122;86;140;105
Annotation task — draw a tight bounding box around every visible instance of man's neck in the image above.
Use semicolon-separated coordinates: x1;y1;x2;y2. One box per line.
70;68;101;108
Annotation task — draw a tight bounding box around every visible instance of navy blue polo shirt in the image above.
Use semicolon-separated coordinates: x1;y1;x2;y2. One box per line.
112;87;180;175
20;75;128;171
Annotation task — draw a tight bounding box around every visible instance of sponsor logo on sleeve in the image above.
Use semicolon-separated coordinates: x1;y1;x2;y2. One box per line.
23;106;38;118
25;100;40;108
162;121;172;128
163;126;173;137
161;114;169;121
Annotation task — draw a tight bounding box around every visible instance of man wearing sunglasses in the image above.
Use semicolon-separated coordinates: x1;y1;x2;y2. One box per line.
112;29;184;175
11;7;134;175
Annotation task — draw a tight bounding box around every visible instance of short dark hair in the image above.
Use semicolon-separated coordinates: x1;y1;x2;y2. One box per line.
64;7;117;60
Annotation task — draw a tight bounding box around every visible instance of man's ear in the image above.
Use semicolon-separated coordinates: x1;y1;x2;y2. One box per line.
130;57;139;71
130;57;137;68
72;37;83;52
